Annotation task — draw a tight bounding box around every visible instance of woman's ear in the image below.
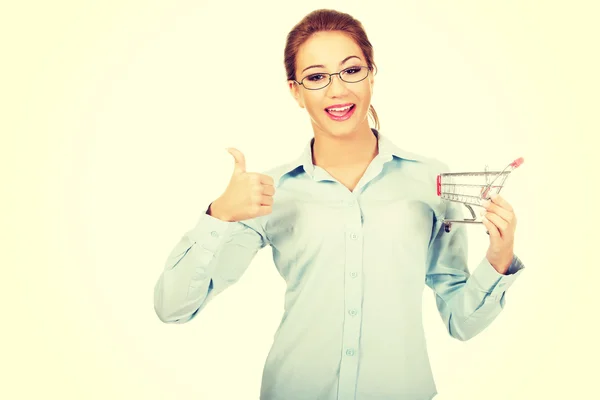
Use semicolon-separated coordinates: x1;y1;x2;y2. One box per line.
288;81;305;109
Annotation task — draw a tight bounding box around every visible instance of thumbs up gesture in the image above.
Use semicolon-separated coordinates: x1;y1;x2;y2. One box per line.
208;148;276;222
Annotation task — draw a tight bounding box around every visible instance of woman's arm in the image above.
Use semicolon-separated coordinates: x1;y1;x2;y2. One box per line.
426;171;525;341
153;203;268;324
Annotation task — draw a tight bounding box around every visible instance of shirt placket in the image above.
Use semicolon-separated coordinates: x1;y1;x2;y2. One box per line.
336;195;364;400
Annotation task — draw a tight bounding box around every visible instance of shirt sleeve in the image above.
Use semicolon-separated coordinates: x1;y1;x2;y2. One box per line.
425;164;525;341
153;203;269;324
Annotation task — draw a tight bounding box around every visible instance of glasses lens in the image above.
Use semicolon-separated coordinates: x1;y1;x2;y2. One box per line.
302;73;330;90
341;67;368;83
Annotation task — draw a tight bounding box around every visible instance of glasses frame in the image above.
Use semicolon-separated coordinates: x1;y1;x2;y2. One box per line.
293;65;371;90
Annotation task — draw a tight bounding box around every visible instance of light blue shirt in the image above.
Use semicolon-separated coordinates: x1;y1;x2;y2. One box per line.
154;129;524;400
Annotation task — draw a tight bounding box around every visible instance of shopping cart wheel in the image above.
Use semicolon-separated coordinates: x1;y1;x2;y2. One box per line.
444;222;452;233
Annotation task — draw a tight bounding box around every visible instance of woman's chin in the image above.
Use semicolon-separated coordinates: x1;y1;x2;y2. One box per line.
320;121;368;138
310;110;370;138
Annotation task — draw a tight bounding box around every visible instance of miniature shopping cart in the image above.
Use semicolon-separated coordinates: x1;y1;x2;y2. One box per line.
436;157;524;232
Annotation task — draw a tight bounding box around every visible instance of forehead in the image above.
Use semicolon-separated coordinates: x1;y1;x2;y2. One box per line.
296;31;363;70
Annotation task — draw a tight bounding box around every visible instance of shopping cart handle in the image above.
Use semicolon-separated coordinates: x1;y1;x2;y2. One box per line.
510;157;524;168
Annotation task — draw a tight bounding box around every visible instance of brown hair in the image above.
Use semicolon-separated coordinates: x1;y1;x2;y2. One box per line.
284;9;380;131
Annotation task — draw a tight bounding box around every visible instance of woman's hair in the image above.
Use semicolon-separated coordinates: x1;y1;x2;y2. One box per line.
284;9;380;131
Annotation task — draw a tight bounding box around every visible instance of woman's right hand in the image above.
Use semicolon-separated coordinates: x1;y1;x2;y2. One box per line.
208;148;275;222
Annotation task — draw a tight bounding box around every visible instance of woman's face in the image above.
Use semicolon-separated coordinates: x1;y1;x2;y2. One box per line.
289;31;374;139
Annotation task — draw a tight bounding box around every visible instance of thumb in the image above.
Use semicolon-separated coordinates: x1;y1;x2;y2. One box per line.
227;147;246;175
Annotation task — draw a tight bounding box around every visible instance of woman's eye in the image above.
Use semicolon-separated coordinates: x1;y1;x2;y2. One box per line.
344;67;360;74
307;74;325;81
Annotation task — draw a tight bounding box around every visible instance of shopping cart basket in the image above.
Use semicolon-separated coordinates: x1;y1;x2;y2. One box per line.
436;157;524;232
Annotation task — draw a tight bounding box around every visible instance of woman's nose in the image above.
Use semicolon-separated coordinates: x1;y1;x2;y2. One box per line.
326;74;348;96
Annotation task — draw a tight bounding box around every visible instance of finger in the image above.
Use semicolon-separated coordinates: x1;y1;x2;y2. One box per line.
247;172;275;186
259;174;275;186
227;147;246;175
262;185;275;196
481;201;514;225
484;212;509;237
481;216;500;238
256;205;273;217
489;193;513;212
260;195;274;206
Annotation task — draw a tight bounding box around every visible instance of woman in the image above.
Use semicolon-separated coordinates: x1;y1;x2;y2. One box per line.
154;9;524;400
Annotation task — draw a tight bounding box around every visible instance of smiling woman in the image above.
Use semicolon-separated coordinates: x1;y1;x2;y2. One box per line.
285;10;379;137
153;8;525;400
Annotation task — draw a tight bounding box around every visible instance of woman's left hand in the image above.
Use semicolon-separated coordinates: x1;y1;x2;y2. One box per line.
480;193;517;275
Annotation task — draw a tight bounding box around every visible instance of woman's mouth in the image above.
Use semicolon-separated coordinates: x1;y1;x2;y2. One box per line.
325;103;356;121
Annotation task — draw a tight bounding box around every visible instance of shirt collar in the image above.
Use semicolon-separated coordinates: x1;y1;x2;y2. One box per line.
273;128;424;188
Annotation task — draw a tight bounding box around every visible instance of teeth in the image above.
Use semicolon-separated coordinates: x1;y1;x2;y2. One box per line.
328;105;352;112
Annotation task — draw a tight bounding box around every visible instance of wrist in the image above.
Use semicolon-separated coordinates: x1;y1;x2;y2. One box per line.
489;258;511;275
207;199;232;222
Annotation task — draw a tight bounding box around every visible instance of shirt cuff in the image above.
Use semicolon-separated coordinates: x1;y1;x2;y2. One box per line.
470;254;525;296
185;210;234;253
506;255;525;275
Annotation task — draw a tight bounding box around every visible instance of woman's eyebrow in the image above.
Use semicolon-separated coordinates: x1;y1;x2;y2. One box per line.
301;55;362;74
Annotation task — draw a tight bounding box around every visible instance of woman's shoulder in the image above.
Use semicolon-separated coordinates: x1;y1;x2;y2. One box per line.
379;132;449;175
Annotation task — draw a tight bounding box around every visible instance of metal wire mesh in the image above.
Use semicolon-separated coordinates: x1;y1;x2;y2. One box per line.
436;158;524;232
438;171;511;206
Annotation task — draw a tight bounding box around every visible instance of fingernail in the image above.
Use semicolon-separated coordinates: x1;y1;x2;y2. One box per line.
482;200;490;207
480;209;486;216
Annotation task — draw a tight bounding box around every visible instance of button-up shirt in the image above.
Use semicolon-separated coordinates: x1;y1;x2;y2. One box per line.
154;129;525;400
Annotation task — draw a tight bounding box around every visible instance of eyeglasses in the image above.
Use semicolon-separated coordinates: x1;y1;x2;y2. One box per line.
293;66;370;90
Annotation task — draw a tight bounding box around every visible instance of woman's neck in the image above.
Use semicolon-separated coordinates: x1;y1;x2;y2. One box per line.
311;125;378;168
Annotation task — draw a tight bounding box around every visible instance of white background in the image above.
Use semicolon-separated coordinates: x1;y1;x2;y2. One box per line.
3;1;598;399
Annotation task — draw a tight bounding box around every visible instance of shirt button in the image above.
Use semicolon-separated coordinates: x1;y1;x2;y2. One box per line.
347;200;354;207
346;348;355;356
350;272;358;278
348;309;357;316
211;231;219;238
350;232;358;240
